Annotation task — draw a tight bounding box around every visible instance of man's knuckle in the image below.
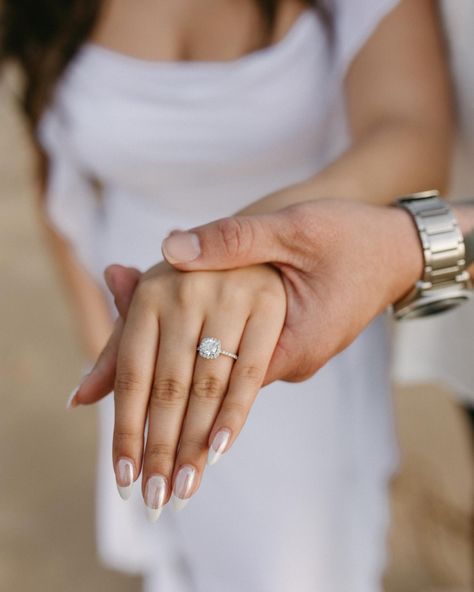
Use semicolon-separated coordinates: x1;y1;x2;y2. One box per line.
283;203;322;254
150;378;188;406
216;217;253;259
285;204;306;234
192;375;225;400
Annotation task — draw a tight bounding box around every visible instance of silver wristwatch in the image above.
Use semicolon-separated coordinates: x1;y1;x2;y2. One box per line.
392;190;472;320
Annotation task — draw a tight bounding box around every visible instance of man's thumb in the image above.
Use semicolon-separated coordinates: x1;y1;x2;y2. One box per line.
161;212;288;271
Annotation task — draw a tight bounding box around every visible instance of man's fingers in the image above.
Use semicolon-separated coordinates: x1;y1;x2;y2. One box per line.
161;210;295;271
104;264;142;318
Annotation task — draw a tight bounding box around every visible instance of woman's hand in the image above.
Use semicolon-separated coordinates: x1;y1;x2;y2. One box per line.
83;260;286;519
77;199;426;391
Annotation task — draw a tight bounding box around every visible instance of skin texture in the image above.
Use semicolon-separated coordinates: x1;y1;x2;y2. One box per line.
80;201;474;391
78;200;422;398
55;0;454;509
91;0;308;62
76;201;474;509
112;261;286;505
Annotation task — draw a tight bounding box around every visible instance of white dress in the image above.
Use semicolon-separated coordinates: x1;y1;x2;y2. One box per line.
38;2;400;591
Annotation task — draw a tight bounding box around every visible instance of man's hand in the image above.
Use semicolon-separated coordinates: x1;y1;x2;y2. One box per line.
75;199;423;409
157;200;423;382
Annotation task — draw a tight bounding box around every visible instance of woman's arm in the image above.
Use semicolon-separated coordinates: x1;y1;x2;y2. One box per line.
38;207;113;360
239;0;453;216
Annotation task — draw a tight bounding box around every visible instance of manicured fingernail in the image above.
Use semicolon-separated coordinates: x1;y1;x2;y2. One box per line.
207;428;231;466
65;373;89;410
145;475;167;523
116;458;134;500
66;387;80;410
162;232;201;264
171;465;196;510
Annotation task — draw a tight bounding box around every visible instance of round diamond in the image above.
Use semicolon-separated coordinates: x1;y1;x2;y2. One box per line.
198;337;222;359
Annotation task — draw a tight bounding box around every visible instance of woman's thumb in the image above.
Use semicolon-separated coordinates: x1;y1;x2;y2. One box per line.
104;264;142;318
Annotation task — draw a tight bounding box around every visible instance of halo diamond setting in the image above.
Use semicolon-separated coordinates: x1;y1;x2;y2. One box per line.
197;337;238;361
198;337;222;359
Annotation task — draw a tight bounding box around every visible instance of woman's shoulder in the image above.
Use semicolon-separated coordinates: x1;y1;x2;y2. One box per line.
331;0;401;74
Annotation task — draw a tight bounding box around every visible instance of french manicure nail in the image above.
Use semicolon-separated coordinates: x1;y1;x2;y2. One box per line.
116;458;135;500
65;372;90;410
162;232;201;264
145;475;167;523
66;387;80;410
207;428;231;466
171;465;196;510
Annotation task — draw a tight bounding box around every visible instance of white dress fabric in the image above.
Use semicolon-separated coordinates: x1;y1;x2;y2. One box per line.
393;0;474;403
38;3;401;591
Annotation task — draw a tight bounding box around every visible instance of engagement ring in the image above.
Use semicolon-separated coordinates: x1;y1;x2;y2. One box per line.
197;337;238;361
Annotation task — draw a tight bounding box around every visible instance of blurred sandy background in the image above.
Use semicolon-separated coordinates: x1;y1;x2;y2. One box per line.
0;79;472;591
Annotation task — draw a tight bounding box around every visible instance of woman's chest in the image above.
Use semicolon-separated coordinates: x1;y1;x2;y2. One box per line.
57;59;341;196
42;11;348;205
90;0;309;62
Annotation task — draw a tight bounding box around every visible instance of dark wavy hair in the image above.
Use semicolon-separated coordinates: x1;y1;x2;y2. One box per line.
0;1;327;131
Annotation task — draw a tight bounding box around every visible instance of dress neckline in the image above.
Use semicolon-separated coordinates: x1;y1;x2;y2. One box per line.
81;8;317;71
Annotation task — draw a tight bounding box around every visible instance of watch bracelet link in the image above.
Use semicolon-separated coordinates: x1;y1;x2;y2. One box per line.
456;198;474;268
393;191;472;319
399;195;470;289
465;230;474;269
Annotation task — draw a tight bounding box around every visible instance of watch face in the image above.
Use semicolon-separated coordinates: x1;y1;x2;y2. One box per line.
403;295;471;320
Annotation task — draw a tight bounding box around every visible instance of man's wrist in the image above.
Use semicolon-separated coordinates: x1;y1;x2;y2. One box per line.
386;205;425;303
389;202;474;313
452;204;474;279
393;197;474;319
